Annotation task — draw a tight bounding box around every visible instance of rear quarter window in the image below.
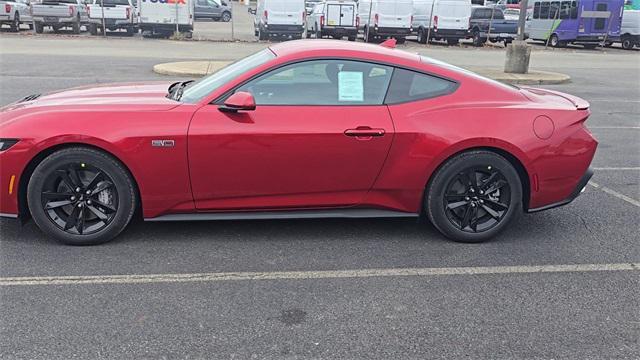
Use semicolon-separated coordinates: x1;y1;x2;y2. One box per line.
385;68;458;104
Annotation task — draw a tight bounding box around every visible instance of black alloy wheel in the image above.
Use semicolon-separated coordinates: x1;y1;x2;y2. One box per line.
426;150;522;243
28;147;136;245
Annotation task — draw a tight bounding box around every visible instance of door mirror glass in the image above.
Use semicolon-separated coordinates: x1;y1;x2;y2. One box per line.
220;91;256;112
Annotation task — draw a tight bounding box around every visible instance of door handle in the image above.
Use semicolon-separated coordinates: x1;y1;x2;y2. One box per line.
344;127;385;138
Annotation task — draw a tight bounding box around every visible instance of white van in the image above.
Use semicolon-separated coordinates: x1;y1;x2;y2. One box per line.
138;0;195;37
306;0;358;40
413;0;472;45
618;9;639;49
251;0;305;40
358;0;413;43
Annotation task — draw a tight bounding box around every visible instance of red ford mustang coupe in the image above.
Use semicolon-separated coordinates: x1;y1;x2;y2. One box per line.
0;40;597;245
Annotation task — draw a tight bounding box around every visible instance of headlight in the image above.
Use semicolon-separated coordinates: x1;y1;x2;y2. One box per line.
0;139;19;151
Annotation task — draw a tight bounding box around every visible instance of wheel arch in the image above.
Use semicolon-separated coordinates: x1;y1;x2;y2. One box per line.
422;146;532;213
17;142;143;221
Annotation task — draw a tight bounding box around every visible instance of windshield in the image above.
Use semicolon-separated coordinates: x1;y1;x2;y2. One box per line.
179;49;276;103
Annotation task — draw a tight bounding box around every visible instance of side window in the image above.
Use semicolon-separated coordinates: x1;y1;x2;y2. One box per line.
594;3;607;30
385;68;457;104
197;0;207;6
560;1;571;18
236;60;393;106
549;1;560;18
570;1;578;18
533;2;541;18
540;1;550;18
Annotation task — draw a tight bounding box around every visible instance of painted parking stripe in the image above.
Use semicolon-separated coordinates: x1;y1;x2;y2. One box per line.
588;126;640;129
593;167;640;171
0;263;637;287
589;181;640;208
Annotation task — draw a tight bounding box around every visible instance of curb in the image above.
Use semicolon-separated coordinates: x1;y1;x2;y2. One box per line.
153;61;571;85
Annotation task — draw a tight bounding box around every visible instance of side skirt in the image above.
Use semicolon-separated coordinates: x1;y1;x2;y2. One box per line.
145;209;420;222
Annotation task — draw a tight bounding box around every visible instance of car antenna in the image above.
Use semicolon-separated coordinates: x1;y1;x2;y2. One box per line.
380;38;397;49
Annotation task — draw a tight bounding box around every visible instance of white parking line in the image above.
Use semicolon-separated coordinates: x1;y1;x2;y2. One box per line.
0;263;637;287
593;167;640;171
588;126;640;129
589;181;640;208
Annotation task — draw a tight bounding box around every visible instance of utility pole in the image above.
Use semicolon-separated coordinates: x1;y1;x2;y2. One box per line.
504;0;531;73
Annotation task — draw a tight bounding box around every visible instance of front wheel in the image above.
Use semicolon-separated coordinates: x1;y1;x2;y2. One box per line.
27;147;137;245
426;150;522;243
221;11;231;22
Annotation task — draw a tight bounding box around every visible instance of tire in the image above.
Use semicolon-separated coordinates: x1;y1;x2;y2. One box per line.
447;38;458;46
426;150;522;243
313;24;319;38
89;23;98;35
258;25;267;40
621;36;633;50
125;26;135;36
34;22;44;33
52;24;61;33
365;26;374;42
305;28;311;38
550;33;562;47
332;34;342;40
396;36;406;44
221;11;231;22
347;35;356;41
10;12;19;32
72;16;81;34
27;147;137;245
472;30;484;47
417;27;427;44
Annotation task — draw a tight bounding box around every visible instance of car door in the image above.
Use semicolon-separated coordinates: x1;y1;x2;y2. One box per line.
188;59;395;211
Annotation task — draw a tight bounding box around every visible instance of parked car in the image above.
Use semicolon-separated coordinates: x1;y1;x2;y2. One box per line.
32;0;89;34
526;0;625;48
138;0;194;37
87;0;137;35
468;6;518;45
502;7;520;19
618;9;639;49
251;0;306;40
306;0;358;40
0;0;33;31
195;0;231;22
0;40;597;245
413;0;472;45
358;0;412;43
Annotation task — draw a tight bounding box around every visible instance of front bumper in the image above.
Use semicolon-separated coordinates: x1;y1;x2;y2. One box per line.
528;167;594;213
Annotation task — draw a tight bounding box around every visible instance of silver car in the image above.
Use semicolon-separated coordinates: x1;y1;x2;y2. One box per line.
0;0;33;31
194;0;231;22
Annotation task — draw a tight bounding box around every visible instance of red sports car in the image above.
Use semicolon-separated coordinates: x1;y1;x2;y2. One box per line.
0;40;597;245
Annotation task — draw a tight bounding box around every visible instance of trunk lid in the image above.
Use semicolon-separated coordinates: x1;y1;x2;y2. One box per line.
520;87;590;110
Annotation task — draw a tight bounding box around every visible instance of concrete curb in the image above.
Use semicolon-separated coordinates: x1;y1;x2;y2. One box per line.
153;61;571;85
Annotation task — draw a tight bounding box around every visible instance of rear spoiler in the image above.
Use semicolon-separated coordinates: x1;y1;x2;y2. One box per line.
521;87;590;110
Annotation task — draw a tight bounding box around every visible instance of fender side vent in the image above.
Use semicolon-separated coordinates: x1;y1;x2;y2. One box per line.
20;94;41;102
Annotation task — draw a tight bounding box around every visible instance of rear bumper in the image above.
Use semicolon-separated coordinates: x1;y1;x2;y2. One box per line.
0;15;11;21
264;24;304;35
33;16;76;24
139;23;193;32
528;168;593;213
371;26;412;36
89;18;135;26
432;28;468;39
322;26;357;36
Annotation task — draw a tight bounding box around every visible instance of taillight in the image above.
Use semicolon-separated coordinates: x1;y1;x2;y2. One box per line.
126;7;130;19
410;15;413;25
320;14;324;27
87;5;90;16
68;5;74;16
4;3;11;13
374;13;378;26
356;16;359;27
302;10;305;23
433;15;438;28
264;9;268;23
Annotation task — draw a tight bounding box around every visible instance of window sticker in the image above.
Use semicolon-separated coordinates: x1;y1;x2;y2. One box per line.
338;71;364;102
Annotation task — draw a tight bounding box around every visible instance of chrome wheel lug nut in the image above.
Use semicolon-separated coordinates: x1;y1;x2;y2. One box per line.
471;203;476;207
465;197;470;201
77;203;83;208
70;196;76;201
75;187;81;193
87;200;92;205
479;199;484;204
479;190;484;195
86;190;91;195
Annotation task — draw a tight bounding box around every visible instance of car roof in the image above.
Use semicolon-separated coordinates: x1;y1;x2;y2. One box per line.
268;39;421;64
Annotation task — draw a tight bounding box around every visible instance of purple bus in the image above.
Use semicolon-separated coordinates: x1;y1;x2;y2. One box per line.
525;0;625;47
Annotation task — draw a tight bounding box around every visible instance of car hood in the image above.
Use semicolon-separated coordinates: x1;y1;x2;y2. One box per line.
2;82;181;112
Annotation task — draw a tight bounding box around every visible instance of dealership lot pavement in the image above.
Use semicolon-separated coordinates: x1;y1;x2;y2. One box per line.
0;35;639;359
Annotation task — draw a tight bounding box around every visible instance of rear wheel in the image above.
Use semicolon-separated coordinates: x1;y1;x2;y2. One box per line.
396;36;406;44
347;35;356;41
10;12;19;32
72;15;81;34
472;30;484;47
89;23;98;35
549;33;565;47
417;27;427;44
34;21;44;33
447;38;458;46
426;150;522;243
621;35;633;50
258;26;268;40
27;147;137;245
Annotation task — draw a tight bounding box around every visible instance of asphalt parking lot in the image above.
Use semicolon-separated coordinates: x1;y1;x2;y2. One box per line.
0;35;639;359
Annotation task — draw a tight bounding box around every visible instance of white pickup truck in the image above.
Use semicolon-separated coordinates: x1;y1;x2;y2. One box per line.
138;0;195;38
0;0;33;32
32;0;89;34
87;0;137;35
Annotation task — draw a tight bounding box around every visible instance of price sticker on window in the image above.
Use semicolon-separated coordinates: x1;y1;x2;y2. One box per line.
338;71;364;102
